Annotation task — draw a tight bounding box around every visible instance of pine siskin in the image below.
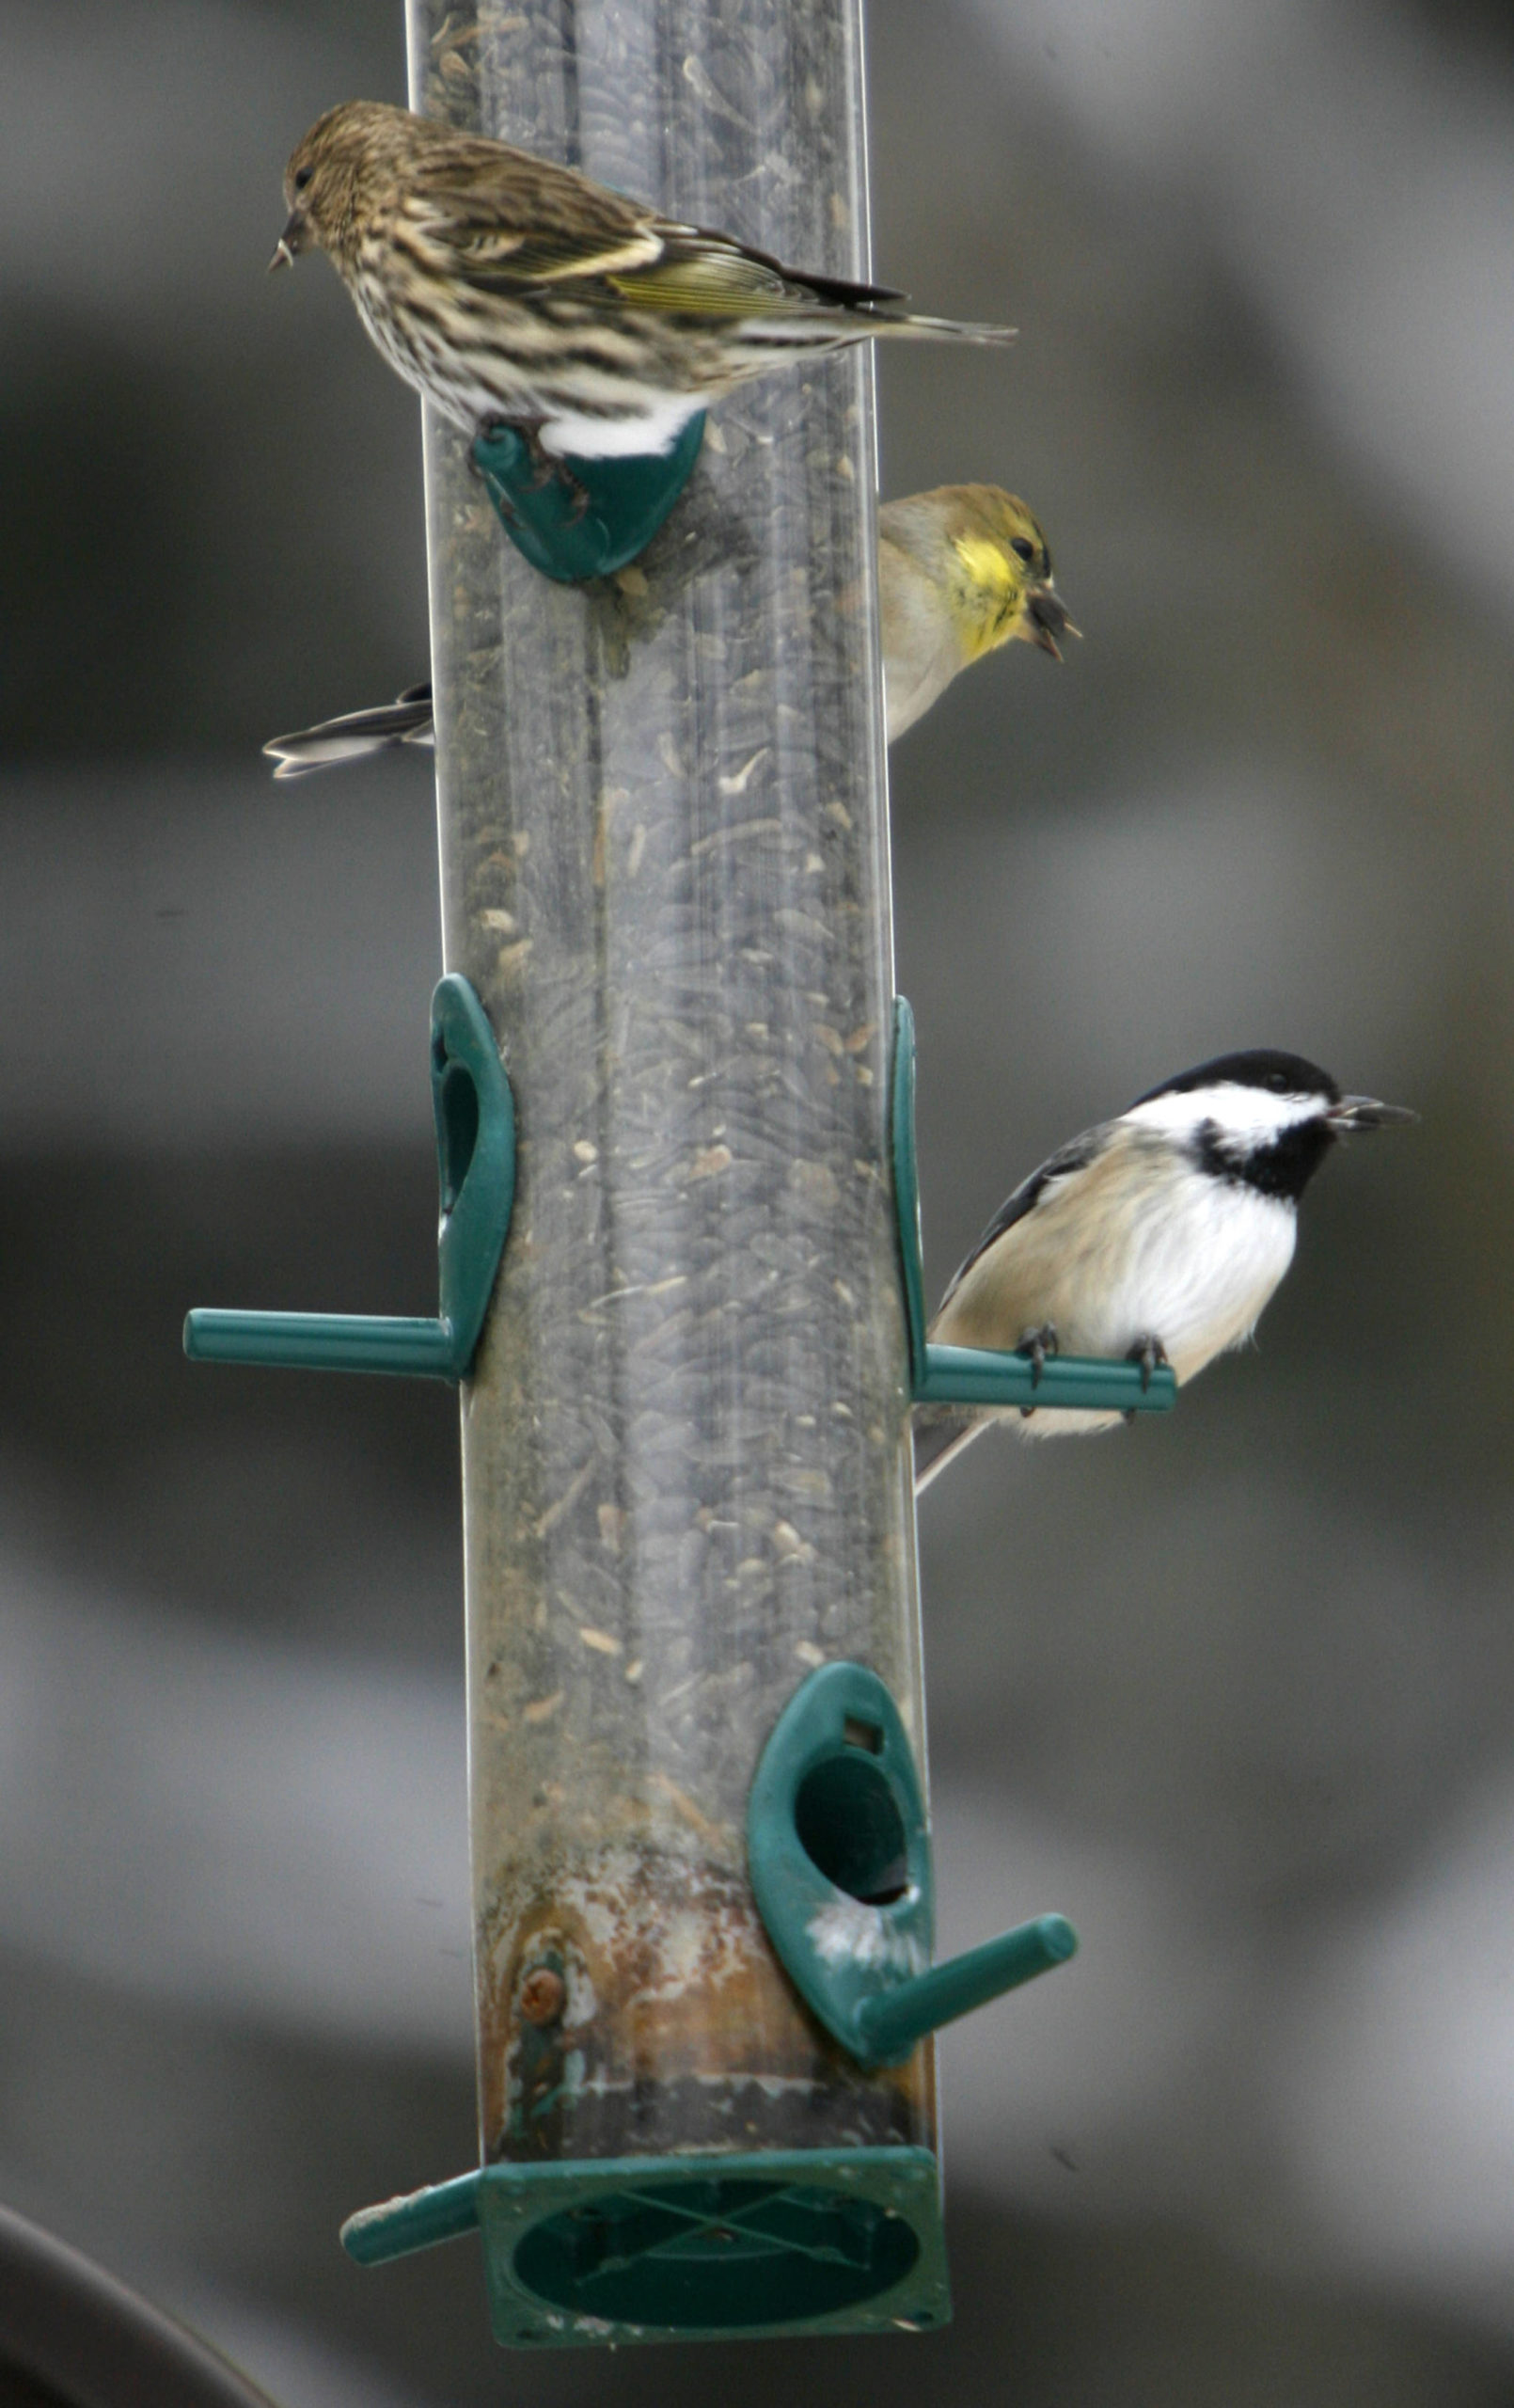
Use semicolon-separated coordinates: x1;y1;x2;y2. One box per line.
264;484;1074;777
273;102;1011;461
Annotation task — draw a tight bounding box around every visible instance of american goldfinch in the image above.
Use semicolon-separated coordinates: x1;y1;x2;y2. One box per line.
273;102;1011;462
914;1050;1413;1490
264;484;1072;777
878;484;1073;742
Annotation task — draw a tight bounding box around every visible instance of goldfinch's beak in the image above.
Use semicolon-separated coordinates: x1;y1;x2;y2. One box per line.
1025;582;1079;659
269;210;305;272
1329;1095;1418;1132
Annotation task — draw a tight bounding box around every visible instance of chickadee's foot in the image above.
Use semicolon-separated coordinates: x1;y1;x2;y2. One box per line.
1128;1334;1171;1391
1017;1322;1059;1417
1123;1334;1171;1423
1019;1323;1060;1386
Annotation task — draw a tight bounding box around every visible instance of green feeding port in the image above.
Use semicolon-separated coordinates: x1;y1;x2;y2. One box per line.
472;414;706;584
748;1663;1077;2070
891;996;1178;1417
182;974;514;1382
794;1733;910;1907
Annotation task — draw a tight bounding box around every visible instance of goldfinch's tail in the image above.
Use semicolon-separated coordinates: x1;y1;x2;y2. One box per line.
263;684;434;780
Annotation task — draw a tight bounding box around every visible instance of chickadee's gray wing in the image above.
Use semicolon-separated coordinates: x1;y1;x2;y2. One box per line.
933;1124;1106;1317
263;683;434;780
912;1122;1110;1496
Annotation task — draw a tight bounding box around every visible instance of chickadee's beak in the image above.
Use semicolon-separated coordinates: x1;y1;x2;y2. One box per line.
1025;582;1080;660
1329;1095;1418;1132
268;210;305;273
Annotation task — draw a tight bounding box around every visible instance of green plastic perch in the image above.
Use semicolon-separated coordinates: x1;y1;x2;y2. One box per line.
891;995;1178;1417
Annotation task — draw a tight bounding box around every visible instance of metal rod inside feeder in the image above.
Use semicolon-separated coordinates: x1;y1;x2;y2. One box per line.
406;0;933;2188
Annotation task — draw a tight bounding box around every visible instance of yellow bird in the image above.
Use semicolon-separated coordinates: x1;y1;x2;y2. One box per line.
263;483;1075;775
877;483;1074;744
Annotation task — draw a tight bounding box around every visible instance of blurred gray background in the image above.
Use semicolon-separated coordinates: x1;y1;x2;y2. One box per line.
1;0;1512;2400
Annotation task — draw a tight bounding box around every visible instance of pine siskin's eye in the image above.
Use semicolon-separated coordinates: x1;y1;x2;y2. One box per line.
293;165;314;192
1010;537;1034;563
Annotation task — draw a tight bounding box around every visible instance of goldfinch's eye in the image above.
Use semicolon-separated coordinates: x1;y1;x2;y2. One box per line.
293;165;314;192
1010;537;1034;563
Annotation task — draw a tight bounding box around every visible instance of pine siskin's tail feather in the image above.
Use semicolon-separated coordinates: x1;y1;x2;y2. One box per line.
868;310;1016;345
912;1407;987;1494
263;686;435;780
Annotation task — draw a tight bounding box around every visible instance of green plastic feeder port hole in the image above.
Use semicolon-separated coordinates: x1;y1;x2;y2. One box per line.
795;1720;910;1908
747;1664;1077;2071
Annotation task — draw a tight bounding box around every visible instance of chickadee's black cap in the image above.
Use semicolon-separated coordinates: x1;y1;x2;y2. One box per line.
1128;1050;1341;1110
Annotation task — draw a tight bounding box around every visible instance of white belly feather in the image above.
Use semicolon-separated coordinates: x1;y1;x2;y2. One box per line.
931;1148;1298;1438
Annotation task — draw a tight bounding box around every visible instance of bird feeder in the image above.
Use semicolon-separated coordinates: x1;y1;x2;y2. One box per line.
184;0;1179;2353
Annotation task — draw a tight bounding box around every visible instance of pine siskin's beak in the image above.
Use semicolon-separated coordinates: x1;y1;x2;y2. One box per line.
268;209;306;273
1328;1095;1418;1132
1025;581;1080;660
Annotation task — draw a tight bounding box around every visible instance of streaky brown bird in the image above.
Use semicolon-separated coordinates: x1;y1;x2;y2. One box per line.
274;102;1013;461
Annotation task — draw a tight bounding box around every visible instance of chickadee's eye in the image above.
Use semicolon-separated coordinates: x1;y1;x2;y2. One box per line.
1010;537;1034;563
293;165;314;192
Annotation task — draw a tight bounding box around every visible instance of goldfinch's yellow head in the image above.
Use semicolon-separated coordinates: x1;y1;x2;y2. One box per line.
944;487;1073;661
881;483;1077;668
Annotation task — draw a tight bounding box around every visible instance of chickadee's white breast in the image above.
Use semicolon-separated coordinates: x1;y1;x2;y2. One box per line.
933;1132;1298;1404
1092;1155;1298;1380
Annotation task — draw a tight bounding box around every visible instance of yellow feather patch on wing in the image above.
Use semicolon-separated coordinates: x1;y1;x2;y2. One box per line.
606;252;804;317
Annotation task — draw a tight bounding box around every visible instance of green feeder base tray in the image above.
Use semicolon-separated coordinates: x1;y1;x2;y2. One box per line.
341;2147;949;2348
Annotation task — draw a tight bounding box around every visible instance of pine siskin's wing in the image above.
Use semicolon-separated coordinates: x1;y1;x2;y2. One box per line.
604;228;907;319
409;141;904;311
407;144;1005;335
407;142;670;284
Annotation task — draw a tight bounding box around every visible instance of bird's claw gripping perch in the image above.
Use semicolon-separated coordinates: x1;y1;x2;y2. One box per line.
1123;1335;1171;1421
1017;1323;1059;1416
511;422;592;521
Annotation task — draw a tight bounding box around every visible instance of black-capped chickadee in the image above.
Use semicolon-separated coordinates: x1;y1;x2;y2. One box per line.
913;1049;1414;1493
